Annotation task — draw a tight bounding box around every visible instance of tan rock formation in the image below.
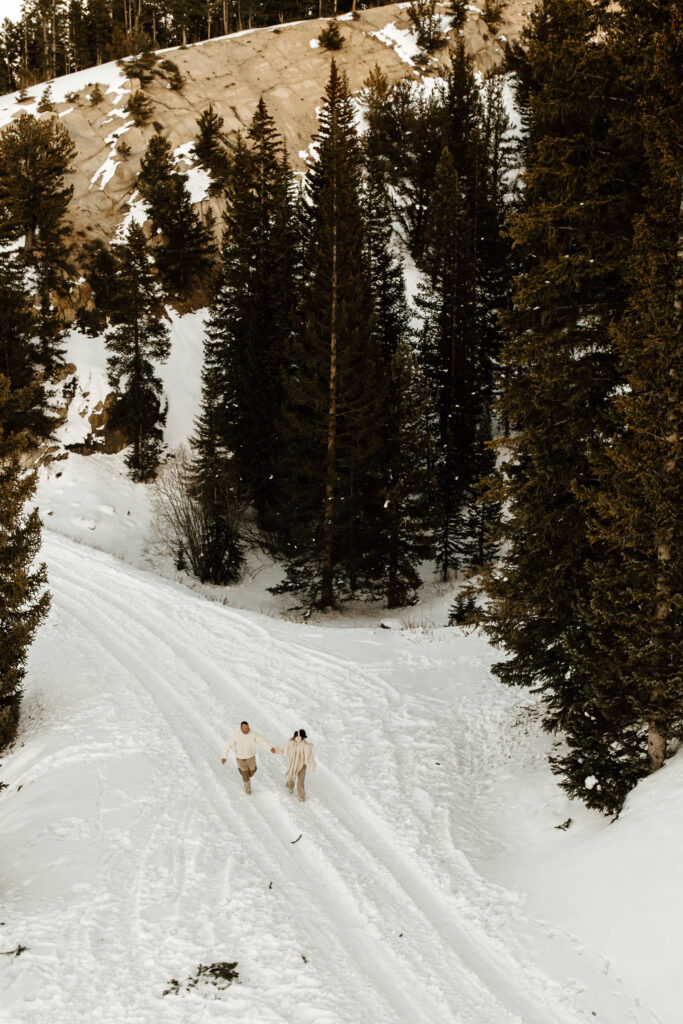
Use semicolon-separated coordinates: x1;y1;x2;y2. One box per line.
2;2;529;260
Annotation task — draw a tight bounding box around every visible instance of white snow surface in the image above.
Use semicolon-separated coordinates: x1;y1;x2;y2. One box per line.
159;308;206;449
371;21;423;66
52;310;204;457
114;189;147;240
173;142;213;204
0;0;24;20
0;527;669;1023
56;332;110;448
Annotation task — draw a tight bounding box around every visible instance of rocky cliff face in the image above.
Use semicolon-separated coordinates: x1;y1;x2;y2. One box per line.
0;2;531;265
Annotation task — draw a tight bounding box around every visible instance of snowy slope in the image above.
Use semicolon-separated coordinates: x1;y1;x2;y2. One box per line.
0;531;664;1024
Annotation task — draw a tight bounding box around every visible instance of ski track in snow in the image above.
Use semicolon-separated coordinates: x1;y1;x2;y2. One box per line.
0;533;656;1023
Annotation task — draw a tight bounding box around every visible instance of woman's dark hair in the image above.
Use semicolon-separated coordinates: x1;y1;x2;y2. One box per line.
291;728;307;740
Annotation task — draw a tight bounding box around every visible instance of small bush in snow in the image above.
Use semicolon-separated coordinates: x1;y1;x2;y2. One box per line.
163;961;239;997
151;446;246;586
448;593;478;627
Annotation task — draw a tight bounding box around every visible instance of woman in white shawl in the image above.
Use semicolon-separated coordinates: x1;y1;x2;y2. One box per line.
274;729;316;802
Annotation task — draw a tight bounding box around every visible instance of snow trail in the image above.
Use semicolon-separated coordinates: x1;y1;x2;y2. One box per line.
0;532;656;1023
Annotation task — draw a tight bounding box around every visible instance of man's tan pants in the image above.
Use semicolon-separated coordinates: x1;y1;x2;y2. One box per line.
287;765;306;800
237;756;257;791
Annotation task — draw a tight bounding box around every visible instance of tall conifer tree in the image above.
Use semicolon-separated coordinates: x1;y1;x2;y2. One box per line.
415;146;477;580
137;132;215;296
278;61;384;608
0;248;56;442
105;223;171;481
0;376;50;750
197;104;298;537
478;0;651;812
557;5;683;811
383;339;436;607
193;104;231;193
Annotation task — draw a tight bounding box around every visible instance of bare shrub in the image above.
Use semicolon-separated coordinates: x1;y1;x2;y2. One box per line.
151;446;245;584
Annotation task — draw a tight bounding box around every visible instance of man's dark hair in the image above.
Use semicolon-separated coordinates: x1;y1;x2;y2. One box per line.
291;728;307;740
241;720;249;726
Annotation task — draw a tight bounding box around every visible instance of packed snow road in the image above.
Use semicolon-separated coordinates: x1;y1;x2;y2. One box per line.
0;533;656;1023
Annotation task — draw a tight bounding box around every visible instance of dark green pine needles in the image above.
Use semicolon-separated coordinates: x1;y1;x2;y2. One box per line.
105;224;171;482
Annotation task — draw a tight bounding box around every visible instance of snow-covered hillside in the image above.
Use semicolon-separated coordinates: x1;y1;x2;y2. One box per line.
0;527;678;1023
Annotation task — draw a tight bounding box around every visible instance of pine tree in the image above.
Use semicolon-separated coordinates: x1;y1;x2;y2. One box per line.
198;105;299;538
278;62;385;608
105;223;171;481
318;19;343;50
408;0;447;52
190;369;246;584
477;0;652;812
364;150;410;365
0;112;74;381
241;100;296;525
556;5;683;811
37;84;55;111
0;376;50;751
193;104;231;193
362;150;435;605
383;339;436;607
0;247;56;442
138;131;176;220
124;88;154;125
415;145;477;580
137;131;215;296
192;134;252;579
450;0;466;30
0;113;75;253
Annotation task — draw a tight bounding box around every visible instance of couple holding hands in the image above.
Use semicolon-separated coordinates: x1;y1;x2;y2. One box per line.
221;720;316;801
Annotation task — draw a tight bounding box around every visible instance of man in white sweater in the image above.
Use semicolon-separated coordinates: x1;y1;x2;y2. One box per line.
221;721;275;794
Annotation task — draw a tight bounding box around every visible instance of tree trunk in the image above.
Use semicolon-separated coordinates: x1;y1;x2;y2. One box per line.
648;723;667;772
42;19;49;76
322;216;339;609
133;319;141;473
648;197;682;773
51;10;57;78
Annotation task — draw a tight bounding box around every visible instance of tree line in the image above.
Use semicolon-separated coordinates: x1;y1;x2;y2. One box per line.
476;0;682;814
0;0;396;92
136;44;511;610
